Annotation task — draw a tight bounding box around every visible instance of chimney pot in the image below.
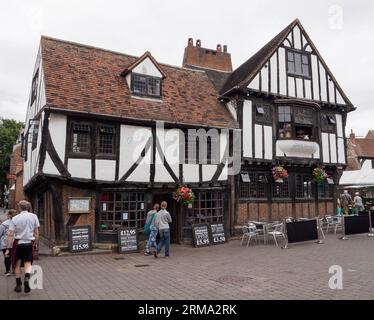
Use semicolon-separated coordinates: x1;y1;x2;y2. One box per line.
196;39;201;47
223;45;228;53
188;38;193;46
217;44;222;52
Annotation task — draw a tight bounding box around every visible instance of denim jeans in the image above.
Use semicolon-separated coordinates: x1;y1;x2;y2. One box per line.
157;229;170;256
145;226;158;252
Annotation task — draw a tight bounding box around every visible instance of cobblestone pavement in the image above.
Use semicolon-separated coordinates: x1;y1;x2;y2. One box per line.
1;233;374;300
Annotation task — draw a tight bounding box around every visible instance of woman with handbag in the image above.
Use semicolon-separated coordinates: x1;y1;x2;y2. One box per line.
144;204;159;257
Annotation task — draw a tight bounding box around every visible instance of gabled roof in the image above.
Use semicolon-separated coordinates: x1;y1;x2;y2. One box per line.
120;51;167;78
219;19;354;110
40;36;237;129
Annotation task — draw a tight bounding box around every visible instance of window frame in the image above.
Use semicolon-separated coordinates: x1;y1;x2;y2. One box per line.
68;119;118;159
96;124;117;159
30;69;39;106
277;105;318;142
295;174;314;199
271;179;291;200
321;113;337;134
239;171;269;200
254;104;273;125
131;73;162;98
286;49;312;80
99;192;146;232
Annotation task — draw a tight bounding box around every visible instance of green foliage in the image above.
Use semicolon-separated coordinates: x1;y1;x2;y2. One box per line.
0;118;24;191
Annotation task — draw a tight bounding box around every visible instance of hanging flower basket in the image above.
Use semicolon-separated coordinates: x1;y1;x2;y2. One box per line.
173;186;196;207
272;165;288;183
313;167;328;183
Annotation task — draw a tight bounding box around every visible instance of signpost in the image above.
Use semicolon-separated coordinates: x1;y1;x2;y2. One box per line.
210;223;227;245
118;227;139;253
69;226;92;253
192;224;211;248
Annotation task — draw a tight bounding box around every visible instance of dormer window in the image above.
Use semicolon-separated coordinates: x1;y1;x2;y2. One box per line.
131;73;162;98
287;50;311;78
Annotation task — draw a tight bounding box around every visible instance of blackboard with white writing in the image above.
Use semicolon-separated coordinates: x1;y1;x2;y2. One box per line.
210;223;226;245
69;226;92;253
192;224;211;248
118;228;139;253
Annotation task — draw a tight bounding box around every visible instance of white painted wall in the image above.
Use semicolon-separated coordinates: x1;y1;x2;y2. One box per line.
321;133;330;163
96;160;116;181
203;165;217;182
126;154;151;182
264;126;273;160
337;138;346;164
119;125;152;180
68;159;91;179
329;133;337;163
183;164;199;183
48;113;67;162
278;48;287;96
336;114;343;138
242;100;253;158
133;57;163;78
254;124;263;159
43;154;60;176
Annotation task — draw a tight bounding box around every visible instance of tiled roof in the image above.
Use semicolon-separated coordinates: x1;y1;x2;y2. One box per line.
351;139;374;158
40;37;237;128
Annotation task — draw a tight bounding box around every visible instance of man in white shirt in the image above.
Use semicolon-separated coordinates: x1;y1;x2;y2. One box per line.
5;200;40;293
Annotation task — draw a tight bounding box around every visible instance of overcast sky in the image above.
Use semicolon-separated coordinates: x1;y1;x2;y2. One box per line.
0;0;373;136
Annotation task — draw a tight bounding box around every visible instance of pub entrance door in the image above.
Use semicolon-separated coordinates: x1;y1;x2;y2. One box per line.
152;193;180;243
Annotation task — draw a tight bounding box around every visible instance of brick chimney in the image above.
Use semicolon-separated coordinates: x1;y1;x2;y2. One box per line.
349;129;356;143
182;38;232;72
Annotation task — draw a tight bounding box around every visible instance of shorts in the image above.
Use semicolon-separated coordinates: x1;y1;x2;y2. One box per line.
15;243;33;263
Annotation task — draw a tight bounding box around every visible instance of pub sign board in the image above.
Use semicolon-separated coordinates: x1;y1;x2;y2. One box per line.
118;227;139;253
69;225;92;253
192;224;211;248
210;223;227;245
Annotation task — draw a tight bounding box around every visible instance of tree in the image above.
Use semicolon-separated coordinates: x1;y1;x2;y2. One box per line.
0;118;24;199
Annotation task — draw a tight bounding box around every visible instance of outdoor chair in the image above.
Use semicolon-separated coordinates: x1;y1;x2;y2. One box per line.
324;215;342;235
267;223;287;248
240;223;259;247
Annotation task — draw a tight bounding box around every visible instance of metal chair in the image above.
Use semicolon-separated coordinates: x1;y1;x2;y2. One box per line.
324;215;342;235
267;223;287;248
240;223;259;247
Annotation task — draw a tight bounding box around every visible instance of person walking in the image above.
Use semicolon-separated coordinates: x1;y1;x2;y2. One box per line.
144;204;159;257
0;209;16;276
155;201;172;258
354;192;365;214
5;200;40;293
340;190;352;216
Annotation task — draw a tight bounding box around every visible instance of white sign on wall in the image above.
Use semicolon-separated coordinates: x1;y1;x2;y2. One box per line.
68;198;91;214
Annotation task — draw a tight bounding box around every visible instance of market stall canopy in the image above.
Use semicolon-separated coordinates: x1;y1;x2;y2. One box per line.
340;169;374;187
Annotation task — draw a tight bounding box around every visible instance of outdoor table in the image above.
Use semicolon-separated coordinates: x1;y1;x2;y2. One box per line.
249;221;273;245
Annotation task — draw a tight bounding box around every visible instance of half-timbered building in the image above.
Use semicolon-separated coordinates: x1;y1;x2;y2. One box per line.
219;19;355;224
23;36;237;245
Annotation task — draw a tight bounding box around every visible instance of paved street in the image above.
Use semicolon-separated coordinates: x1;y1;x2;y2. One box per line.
0;231;374;300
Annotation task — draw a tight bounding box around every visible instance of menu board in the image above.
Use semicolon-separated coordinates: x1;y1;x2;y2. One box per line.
118;228;139;253
69;226;92;253
210;223;226;245
68;198;91;214
192;224;211;248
